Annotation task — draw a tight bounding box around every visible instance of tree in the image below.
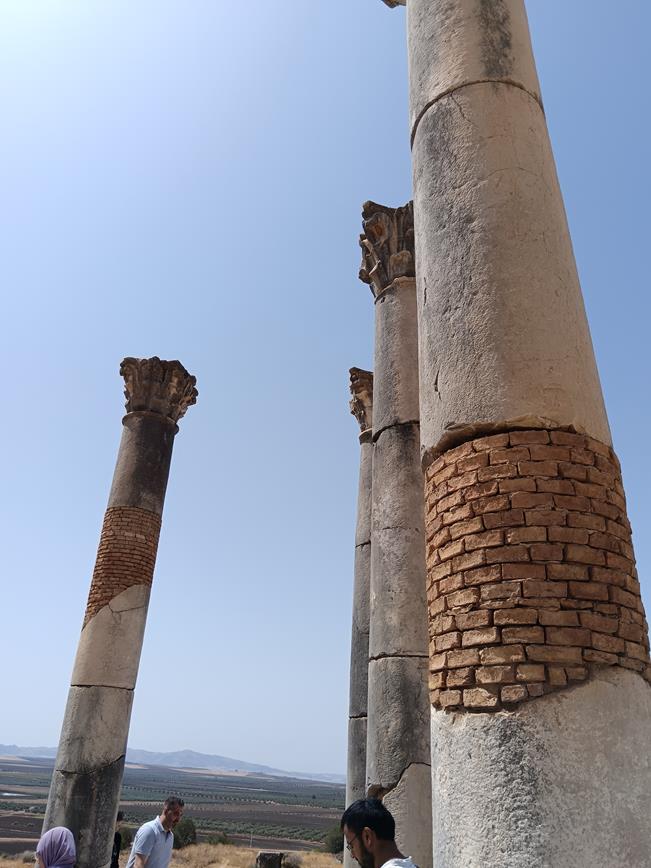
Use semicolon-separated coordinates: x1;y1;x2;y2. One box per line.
173;818;197;849
323;825;343;855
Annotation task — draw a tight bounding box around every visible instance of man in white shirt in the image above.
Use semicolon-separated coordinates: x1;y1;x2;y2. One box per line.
126;796;185;868
341;799;418;868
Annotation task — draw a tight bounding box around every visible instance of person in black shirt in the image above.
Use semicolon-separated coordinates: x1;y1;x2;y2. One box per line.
111;810;125;868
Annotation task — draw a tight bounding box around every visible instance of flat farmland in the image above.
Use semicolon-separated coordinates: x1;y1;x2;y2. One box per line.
0;758;345;856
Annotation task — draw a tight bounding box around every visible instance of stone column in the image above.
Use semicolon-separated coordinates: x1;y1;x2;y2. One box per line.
361;202;432;868
345;368;374;868
381;1;651;865
43;357;197;868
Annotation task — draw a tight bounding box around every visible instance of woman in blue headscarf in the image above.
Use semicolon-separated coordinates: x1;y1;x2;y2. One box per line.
35;827;76;868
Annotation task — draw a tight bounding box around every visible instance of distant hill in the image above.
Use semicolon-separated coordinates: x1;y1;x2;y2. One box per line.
0;744;345;785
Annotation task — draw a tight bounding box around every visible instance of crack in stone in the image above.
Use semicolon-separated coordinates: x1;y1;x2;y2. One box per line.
411;78;544;148
449;94;476;128
373;420;420;443
70;684;135;691
421;416;575;470
57;753;125;776
434;369;441;399
108;601;147;616
377;525;423;534
349;713;368;720
369;652;428;661
355;540;371;550
368;761;431;800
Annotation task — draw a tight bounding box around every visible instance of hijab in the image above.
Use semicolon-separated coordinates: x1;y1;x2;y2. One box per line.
36;827;76;868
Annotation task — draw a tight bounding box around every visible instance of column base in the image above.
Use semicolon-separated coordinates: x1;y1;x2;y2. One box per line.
44;755;125;868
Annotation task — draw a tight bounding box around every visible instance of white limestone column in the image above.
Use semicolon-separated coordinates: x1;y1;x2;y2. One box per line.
379;1;651;865
345;368;374;868
361;202;432;868
43;357;197;868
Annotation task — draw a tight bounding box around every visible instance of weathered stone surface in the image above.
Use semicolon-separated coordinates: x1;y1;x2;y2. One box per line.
349;543;371;718
383;763;432;868
44;757;125;868
431;668;651;866
121;356;197;423
371;524;427;657
372;279;420;432
346;715;367;809
407;0;541;137
372;423;424;534
107;413;175;514
412;82;610;456
72;584;151;689
349;368;374;436
354;438;373;548
367;655;430;792
371;423;427;658
54;686;133;772
360;201;415;296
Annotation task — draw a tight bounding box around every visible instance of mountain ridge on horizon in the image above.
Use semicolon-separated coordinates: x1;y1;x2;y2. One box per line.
0;743;345;785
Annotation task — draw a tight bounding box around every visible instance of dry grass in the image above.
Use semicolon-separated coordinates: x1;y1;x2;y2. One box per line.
0;843;340;868
167;844;339;868
167;843;258;868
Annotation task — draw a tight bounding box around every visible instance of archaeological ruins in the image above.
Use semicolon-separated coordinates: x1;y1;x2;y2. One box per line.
343;0;651;866
38;2;650;867
43;358;197;868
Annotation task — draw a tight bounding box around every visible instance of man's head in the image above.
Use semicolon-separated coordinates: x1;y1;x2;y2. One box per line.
160;797;185;831
341;799;396;868
116;810;124;827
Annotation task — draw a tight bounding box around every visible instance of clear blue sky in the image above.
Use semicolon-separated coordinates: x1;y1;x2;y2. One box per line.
1;1;649;775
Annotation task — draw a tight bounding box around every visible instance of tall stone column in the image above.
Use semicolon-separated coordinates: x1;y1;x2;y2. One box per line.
382;1;651;865
361;202;432;868
345;368;374;868
43;357;197;868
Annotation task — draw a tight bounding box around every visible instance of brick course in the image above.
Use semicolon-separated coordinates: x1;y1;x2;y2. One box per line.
425;429;650;711
83;506;161;627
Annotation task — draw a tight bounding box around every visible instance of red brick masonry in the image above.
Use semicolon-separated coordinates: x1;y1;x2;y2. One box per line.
83;506;161;627
425;429;650;710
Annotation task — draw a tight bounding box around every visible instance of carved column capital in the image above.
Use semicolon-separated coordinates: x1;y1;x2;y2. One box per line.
359;200;415;297
120;357;198;424
350;368;374;435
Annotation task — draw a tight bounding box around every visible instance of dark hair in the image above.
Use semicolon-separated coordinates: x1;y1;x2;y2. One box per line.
116;811;124;822
163;797;185;810
340;799;395;841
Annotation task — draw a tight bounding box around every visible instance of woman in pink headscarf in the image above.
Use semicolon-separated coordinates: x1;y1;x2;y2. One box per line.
35;827;76;868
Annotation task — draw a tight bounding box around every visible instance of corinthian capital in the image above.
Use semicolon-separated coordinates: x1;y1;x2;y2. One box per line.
359;200;415;296
349;368;374;434
120;357;198;423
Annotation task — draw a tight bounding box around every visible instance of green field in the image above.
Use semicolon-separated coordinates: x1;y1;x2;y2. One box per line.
0;757;345;857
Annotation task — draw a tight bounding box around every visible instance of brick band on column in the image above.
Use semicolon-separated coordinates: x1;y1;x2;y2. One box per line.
83;507;162;627
425;429;651;711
